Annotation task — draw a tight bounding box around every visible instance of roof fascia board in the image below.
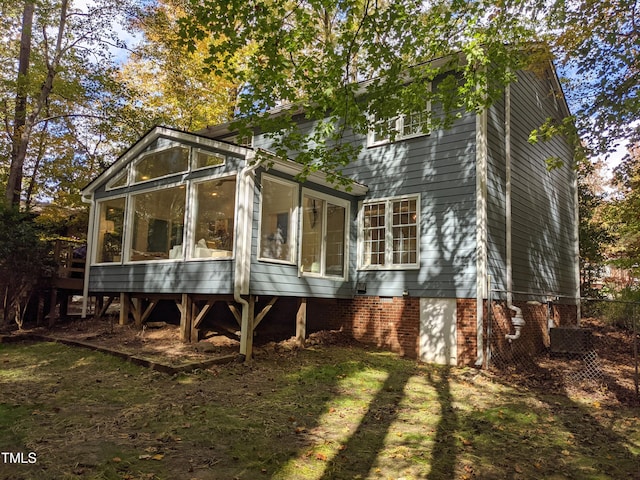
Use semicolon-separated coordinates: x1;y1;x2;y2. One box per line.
257;149;368;196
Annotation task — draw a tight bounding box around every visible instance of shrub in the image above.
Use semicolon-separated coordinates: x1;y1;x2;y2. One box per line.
0;206;53;329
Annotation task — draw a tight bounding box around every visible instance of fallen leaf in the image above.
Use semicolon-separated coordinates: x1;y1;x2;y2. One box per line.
152;454;165;460
316;453;327;461
112;457;122;463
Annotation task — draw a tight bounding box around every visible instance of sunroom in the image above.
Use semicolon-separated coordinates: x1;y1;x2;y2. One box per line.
80;126;367;354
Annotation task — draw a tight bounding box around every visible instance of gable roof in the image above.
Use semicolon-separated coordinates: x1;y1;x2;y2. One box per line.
81;126;252;199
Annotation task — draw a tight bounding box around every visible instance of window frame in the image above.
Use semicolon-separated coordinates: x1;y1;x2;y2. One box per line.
186;173;238;262
131;143;190;185
358;194;421;270
257;173;299;266
124;181;188;263
299;188;350;281
93;195;128;265
191;148;226;171
367;84;432;147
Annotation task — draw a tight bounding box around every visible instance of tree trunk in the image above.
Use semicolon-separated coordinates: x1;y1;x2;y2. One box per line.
6;1;35;206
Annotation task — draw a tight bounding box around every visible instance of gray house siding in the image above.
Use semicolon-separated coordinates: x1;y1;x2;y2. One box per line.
344;114;478;299
486;95;508;295
88;261;235;294
509;69;577;299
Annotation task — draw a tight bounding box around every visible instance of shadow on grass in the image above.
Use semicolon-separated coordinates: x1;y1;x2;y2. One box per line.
425;366;458;480
317;364;413;479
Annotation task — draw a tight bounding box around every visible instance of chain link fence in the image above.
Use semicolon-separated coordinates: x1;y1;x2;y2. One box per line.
486;291;639;405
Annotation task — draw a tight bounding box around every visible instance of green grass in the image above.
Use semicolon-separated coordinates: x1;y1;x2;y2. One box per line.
0;342;638;479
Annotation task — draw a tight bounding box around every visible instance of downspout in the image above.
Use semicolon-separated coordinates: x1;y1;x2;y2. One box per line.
475;102;488;367
80;194;95;318
234;150;261;359
505;79;513;308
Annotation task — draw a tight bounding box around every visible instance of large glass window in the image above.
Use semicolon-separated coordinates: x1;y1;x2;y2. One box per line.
190;177;236;259
361;196;419;268
96;198;125;263
133;145;189;183
129;185;186;261
301;193;347;278
259;176;297;263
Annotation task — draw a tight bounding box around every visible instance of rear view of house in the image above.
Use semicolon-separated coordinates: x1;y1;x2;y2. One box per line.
81;59;579;366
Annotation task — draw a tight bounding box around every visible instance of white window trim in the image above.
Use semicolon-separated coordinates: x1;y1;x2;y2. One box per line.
185;173;238;262
132;143;190;185
299;188;350;281
191;147;226;172
357;194;421;271
366;84;432;147
92;195;128;265
105;167;130;191
257;173;299;266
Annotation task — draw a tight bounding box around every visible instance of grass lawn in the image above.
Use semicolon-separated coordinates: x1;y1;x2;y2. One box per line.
0;341;639;480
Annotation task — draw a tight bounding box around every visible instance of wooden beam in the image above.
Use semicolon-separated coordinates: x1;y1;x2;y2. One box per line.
132;298;142;328
239;296;256;360
253;296;278;329
179;294;193;343
95;296;114;320
296;297;307;348
190;298;216;343
227;302;241;326
119;293;130;325
140;300;158;325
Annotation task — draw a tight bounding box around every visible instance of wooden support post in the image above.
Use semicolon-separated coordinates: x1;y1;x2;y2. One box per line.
119;293;130;325
132;298;142;328
179;294;193;343
296;297;307;347
240;296;255;360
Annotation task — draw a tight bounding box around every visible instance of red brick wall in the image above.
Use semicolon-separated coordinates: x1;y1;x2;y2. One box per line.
324;296;421;358
456;299;477;366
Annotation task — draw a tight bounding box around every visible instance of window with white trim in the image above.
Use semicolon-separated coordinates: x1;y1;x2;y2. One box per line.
367;85;431;146
259;175;298;263
361;195;419;268
300;191;348;278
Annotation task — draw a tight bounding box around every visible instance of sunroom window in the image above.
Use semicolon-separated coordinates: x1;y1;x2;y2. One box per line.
193;150;225;170
301;192;347;278
129;185;186;261
96;197;125;263
259;176;297;263
133;145;189;183
190;177;236;259
361;195;419;268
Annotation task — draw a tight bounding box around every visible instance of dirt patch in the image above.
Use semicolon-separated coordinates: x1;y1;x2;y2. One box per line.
491;317;640;407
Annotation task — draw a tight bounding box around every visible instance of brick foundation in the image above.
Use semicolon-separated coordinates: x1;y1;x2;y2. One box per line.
307;296;578;367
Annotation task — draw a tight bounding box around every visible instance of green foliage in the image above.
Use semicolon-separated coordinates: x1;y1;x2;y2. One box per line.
591;287;640;331
548;0;639;157
0;205;53;328
179;0;541;178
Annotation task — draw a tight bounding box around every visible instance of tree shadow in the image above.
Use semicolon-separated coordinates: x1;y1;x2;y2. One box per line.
425;366;458;480
317;363;414;479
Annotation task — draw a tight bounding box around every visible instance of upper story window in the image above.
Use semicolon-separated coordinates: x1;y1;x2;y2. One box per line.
360;195;420;269
259;175;298;263
367;85;432;146
133;145;190;183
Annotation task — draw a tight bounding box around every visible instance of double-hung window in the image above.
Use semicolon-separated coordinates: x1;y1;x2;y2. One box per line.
360;195;419;269
367;85;431;146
